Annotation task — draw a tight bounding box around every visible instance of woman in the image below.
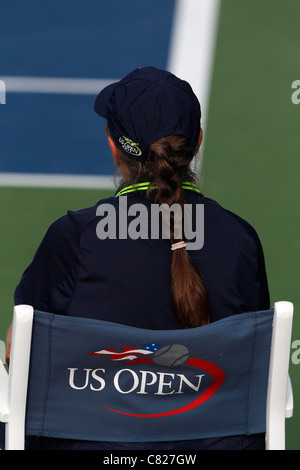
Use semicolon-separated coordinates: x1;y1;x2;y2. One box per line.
6;66;269;450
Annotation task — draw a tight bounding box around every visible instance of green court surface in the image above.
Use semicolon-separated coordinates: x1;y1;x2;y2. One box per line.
203;0;300;450
0;187;114;330
0;0;299;450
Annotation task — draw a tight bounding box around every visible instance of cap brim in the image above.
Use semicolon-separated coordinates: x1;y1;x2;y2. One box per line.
94;81;118;118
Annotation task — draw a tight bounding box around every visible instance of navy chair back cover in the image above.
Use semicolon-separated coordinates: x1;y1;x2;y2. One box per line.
25;309;273;442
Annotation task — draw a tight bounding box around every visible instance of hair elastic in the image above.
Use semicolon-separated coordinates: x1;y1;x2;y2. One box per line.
171;241;186;251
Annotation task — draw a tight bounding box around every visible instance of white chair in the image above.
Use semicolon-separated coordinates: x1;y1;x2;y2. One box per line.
0;301;294;450
266;301;294;449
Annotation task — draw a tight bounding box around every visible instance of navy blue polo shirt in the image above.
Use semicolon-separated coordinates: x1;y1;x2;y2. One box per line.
14;189;270;327
13;187;269;450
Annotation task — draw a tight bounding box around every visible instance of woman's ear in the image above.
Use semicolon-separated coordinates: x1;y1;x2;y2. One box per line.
195;129;203;153
107;136;120;166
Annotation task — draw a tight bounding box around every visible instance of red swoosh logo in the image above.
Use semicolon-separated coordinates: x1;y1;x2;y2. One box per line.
101;357;225;417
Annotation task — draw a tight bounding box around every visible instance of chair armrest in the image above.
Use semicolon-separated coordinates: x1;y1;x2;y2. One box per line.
286;375;293;418
0;359;9;422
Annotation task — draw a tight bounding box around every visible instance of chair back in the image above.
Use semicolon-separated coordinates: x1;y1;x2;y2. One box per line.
25;309;274;443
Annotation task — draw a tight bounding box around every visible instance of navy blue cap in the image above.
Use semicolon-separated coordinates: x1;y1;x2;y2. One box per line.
94;66;201;161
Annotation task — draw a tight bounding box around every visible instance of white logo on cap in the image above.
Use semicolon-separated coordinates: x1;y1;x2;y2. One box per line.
119;136;142;157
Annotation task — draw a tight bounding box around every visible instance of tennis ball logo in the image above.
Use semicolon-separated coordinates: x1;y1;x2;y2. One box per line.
152;344;189;367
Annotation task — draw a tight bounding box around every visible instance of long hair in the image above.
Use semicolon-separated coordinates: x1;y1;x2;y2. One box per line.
111;130;211;328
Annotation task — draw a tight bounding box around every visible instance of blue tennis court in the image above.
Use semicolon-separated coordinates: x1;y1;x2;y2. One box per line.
0;0;177;178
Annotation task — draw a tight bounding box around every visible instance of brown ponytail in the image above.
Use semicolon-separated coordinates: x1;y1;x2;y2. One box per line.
110;126;211;329
148;136;211;328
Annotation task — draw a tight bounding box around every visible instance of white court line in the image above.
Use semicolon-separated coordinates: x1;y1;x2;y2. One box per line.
1;0;221;188
167;0;221;172
0;76;117;95
0;78;118;188
168;0;221;128
0;173;115;189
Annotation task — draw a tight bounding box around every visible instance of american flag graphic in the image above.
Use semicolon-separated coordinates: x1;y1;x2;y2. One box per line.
89;342;163;363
